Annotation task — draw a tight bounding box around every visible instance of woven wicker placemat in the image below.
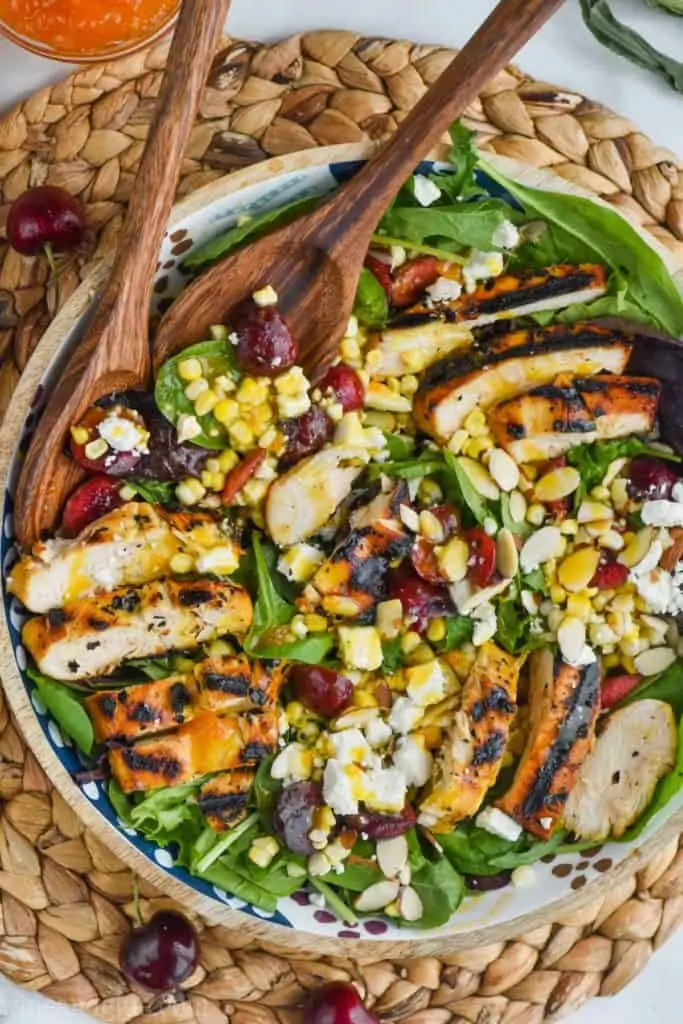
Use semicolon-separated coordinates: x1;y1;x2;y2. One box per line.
0;30;682;1023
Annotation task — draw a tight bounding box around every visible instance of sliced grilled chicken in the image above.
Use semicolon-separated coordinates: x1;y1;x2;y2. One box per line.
496;650;600;839
396;264;607;332
22;579;253;682
365;322;474;377
489;374;660;462
87;655;281;743
418;642;522;832
198;770;255;832
414;323;633;442
8;503;239;614
265;446;368;547
563;699;677;841
109;709;278;793
307;485;412;618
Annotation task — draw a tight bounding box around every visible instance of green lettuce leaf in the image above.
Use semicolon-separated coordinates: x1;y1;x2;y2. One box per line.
27;667;93;756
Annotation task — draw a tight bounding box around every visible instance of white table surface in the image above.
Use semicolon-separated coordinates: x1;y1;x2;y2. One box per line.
1;1;683;1021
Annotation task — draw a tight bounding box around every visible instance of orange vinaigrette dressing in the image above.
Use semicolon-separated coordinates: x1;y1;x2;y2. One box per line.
0;0;177;54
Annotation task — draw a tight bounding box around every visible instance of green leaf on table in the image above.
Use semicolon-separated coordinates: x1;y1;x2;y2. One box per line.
27;667;94;756
155;337;241;450
479;154;683;336
183;195;323;270
353;266;389;328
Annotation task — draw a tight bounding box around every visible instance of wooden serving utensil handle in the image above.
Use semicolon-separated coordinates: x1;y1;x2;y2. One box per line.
13;0;231;546
321;0;566;247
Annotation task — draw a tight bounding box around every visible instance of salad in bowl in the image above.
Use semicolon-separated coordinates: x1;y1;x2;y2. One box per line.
5;125;683;935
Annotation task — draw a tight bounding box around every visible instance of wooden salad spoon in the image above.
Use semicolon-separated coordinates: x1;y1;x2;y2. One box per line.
13;0;232;546
153;0;566;378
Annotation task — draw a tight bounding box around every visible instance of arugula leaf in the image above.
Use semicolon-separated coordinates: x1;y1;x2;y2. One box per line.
620;659;683;718
353;267;389;328
248;633;335;665
249;535;294;636
128;479;175;505
479;155;683;336
27;667;94;756
441;121;480;199
370;232;466;264
621;713;683;841
381;638;404;673
442;451;490;526
567;437;682;504
155;338;241;449
495;583;547;655
381;431;415;461
379;199;510;256
435;615;474;653
374;454;444;481
183;195;323;270
531;273;649;329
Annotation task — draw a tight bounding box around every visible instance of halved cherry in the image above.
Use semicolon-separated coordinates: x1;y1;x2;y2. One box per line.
387;566;451;633
391;256;439;308
62;475;124;537
600;674;642;711
317;365;365;413
464;527;496;588
70;405;146;476
591;557;628;591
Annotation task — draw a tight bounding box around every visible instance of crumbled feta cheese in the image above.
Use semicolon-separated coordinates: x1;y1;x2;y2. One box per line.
365;718;393;749
393;736;432;788
472;602;497;646
632;566;683;616
329;729;376;767
98;415;148;453
252;284;278;307
641;500;683;528
476;807;523;842
322;759;359;816
389;696;424;735
363;767;407;813
491;220;521;250
413;174;441;207
271;743;312;785
337;626;383;671
405;660;447;707
673;482;683;504
278;543;325;583
390;245;407;270
426;276;463;305
176;413;202;444
463;250;505;293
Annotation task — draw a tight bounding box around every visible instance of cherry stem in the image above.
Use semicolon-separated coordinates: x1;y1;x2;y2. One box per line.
132;877;142;928
43;242;56;274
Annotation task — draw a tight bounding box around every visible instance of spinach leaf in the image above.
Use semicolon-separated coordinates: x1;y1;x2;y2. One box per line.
531;273;649;329
522;568;550;596
442;451;490;526
198;861;279;913
621;714;683;841
154;337;241;450
435;615;474;653
353;267;389;328
379;199;509;255
567;437;681;504
620;660;683;718
108;780;134;825
184;195;323;270
128;479;175;505
381;638;404;673
247;633;335;665
439;823;569;877
249;535;294;636
479;155;683;336
409;855;465;928
130;778;204;841
27;667;94;756
252;756;281;831
374;453;444;482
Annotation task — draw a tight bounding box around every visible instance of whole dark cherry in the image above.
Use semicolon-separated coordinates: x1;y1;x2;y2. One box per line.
318;365;365;413
231;299;298;377
7;185;86;257
119;911;199;992
387;566;451;632
303;981;380;1024
273;781;323;855
290;665;354;718
627;456;679;502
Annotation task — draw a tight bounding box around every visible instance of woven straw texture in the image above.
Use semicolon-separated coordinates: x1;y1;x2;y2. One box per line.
0;29;682;1023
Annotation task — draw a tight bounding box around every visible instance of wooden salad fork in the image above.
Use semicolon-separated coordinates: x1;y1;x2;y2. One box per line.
153;0;565;377
13;0;232;547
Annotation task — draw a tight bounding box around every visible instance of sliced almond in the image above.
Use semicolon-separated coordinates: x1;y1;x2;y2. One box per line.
508;490;527;523
534;467;581;503
496;528;519;579
558;547;601;593
488;448;520;493
633;646;677;677
519;526;564;573
456;577;512;615
457;456;500;501
332;708;378;731
376;835;409;880
397;886;424;922
354;879;400;913
557;615;588;665
618;527;655;569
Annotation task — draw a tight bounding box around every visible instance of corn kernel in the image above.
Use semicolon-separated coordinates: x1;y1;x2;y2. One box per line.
214;374;236;394
185;378;209;401
558;547;600;593
566;593;592;621
229;420;255;449
526;503;546;527
248;836;279;868
84;438;108;460
464;408;489;437
236;378;269;407
550;584;567;605
178;357;203;382
176;478;206;505
206;458;221;474
195;389;219;417
70;426;89;446
218;449;239;473
603;653;621;670
304;614;328;632
196;546;240;575
418;479;443;505
406;643;435;666
427;618;447;643
463;436;494;460
241;478;270;506
447;429;469;455
376;599;403;640
401;631;422;655
214;399;240;427
170;553;194;574
277;393;311;419
353;690;379;708
323;595;363;617
275;366;309;395
400;375;419;397
591;485;610;503
285;701;306;726
340;337;361;361
610;593;635;613
252;284;278;307
560;518;579;536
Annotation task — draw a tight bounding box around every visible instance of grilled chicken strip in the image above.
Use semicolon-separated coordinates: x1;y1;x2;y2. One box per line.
109;709;278;793
418;642;522;832
489;375;661;462
496;650;600;839
563;699;676;841
265;446;368;547
398;264;607;332
413;323;633;442
22;579;253;682
305;485;411;618
198;770;255;832
87;656;282;743
8;503;240;614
